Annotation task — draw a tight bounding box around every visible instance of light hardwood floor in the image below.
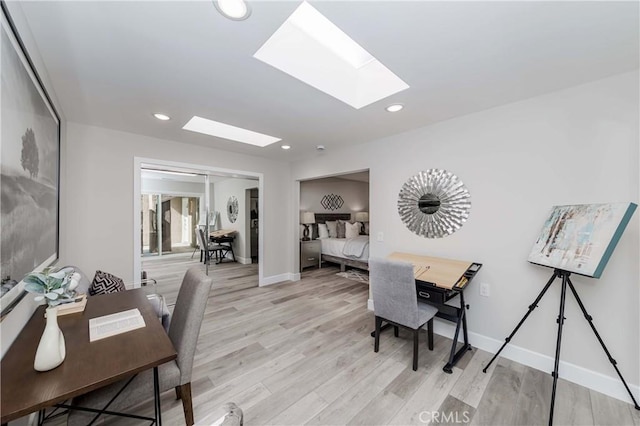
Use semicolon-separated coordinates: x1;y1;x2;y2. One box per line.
62;254;640;425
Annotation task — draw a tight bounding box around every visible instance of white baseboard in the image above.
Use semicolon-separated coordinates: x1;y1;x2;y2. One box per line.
366;299;638;404
431;318;639;405
235;256;252;265
261;273;298;287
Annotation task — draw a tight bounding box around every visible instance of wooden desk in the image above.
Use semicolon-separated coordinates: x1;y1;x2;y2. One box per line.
382;252;482;373
1;289;177;425
209;231;237;264
209;229;237;239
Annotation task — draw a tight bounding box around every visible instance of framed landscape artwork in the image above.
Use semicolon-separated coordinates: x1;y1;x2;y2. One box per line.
0;4;60;315
528;203;637;278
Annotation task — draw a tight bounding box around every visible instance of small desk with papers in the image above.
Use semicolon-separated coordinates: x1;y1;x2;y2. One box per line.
0;289;176;425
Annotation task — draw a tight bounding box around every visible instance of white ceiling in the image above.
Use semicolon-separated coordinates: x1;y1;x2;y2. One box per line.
18;1;639;162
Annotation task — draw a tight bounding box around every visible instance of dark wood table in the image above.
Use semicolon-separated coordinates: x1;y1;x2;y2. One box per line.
209;231;237;264
1;289;177;425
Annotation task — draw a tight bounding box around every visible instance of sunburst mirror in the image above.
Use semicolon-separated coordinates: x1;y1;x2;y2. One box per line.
398;169;471;238
227;196;239;223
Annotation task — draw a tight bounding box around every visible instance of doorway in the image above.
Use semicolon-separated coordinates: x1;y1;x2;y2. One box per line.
248;188;259;263
133;158;265;287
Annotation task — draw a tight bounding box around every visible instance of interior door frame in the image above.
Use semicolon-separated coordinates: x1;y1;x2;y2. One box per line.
133;157;264;287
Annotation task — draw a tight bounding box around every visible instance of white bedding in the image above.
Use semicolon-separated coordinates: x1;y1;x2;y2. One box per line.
320;237;369;262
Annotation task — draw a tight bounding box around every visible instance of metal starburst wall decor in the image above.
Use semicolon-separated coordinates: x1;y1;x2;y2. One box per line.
397;169;471;238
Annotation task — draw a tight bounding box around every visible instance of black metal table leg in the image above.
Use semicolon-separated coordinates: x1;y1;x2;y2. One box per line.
442;292;471;373
154;366;162;426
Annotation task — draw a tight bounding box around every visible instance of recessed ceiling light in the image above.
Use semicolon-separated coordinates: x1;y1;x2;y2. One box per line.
281;145;291;150
153;113;171;121
214;0;251;21
182;116;281;147
254;1;409;109
386;104;404;112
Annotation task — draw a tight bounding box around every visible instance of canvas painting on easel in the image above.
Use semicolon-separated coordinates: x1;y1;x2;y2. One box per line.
528;202;637;278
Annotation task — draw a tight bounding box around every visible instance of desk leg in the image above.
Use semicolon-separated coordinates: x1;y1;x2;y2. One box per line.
154;366;162;426
443;292;472;374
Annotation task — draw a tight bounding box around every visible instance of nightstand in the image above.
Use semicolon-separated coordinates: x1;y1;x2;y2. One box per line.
300;240;321;272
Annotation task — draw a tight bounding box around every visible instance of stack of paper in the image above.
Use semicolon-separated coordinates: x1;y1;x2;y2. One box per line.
89;308;146;342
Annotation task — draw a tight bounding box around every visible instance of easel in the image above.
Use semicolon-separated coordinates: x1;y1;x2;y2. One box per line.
482;268;640;425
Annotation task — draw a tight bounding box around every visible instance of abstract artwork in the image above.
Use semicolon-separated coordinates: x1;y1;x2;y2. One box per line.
528;203;637;278
321;193;344;211
1;5;60;314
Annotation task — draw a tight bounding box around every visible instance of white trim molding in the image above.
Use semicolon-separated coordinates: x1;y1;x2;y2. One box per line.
367;298;637;404
262;273;298;286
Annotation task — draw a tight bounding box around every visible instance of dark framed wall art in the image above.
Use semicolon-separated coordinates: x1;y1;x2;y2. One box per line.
0;3;61;315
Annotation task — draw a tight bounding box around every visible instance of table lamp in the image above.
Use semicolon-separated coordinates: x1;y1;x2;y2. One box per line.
301;212;315;241
355;212;369;233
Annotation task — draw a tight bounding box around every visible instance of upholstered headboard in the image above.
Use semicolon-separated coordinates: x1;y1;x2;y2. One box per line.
306;213;351;239
314;213;351;224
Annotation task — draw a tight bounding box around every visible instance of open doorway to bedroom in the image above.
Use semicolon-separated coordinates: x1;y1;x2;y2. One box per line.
298;170;370;279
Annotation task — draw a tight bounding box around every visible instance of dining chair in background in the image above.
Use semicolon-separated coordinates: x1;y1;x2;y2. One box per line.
197;227;226;265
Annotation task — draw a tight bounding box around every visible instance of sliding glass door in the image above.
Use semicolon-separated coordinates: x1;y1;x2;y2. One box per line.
140;194;200;257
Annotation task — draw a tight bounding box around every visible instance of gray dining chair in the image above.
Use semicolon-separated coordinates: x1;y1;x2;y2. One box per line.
369;258;438;371
67;267;212;426
196;227;226;265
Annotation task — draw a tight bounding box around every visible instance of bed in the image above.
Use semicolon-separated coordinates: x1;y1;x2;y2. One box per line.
314;213;369;272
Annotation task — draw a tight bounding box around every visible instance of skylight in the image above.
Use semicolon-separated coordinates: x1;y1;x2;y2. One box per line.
253;2;409;109
182;116;281;147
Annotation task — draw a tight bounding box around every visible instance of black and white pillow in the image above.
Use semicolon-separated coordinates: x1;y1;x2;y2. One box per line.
89;270;126;295
336;220;346;238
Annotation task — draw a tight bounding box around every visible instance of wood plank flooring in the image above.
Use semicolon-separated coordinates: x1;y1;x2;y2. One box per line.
49;253;639;425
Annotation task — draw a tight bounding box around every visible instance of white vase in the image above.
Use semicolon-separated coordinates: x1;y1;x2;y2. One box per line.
34;306;66;372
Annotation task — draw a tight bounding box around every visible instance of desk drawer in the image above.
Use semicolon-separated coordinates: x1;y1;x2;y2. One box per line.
416;283;449;305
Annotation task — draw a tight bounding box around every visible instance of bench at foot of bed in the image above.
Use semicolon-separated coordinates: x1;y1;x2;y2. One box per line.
321;254;369;272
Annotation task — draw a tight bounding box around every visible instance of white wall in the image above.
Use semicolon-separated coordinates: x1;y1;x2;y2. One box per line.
213;178;259;263
63;122;292;284
291;71;640;401
300;178;369;217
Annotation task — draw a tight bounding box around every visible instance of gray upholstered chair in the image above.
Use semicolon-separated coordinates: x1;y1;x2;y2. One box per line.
67;267;213;426
369;258;438;371
197;227;226;265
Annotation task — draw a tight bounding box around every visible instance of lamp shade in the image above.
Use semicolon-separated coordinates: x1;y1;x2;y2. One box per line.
301;211;316;224
355;212;369;222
